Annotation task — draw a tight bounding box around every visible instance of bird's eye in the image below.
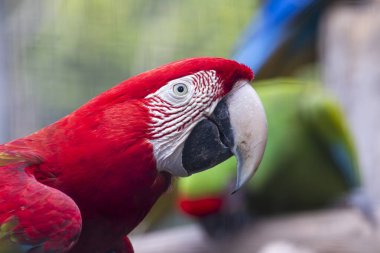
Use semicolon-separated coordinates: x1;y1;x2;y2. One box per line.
173;83;188;96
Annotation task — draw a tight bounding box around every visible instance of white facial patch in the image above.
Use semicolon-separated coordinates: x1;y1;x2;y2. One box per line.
145;70;222;176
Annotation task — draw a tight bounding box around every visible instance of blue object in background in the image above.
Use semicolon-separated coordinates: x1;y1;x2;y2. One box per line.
232;0;330;79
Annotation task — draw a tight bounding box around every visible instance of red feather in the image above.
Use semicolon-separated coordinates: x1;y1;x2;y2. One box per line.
178;196;224;217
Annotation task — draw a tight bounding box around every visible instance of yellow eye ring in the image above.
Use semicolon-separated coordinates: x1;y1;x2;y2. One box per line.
173;83;188;96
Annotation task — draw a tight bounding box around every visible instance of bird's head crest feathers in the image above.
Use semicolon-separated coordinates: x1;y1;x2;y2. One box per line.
85;57;254;108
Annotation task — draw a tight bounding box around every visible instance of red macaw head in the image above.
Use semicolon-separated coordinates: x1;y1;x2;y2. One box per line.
74;57;267;191
139;57;267;190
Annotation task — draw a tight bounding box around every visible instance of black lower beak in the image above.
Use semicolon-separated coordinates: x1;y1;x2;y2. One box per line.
182;99;234;175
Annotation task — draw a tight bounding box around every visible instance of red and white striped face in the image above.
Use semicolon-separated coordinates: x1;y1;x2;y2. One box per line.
145;70;228;176
130;57;266;191
146;70;222;140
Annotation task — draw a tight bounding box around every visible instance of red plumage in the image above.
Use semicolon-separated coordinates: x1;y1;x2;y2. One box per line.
178;196;224;217
0;57;253;253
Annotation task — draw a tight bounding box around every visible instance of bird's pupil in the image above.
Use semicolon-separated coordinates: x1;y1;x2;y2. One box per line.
177;86;184;93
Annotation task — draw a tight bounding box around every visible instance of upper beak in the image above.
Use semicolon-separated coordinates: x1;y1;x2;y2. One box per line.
182;81;267;192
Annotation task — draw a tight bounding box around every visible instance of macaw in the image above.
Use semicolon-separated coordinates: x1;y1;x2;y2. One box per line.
0;58;268;253
178;79;364;236
232;0;346;79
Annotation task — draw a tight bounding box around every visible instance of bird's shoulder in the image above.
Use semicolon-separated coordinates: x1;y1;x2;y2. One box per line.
0;144;82;253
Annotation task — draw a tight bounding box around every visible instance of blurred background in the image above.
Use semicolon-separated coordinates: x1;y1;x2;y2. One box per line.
1;0;380;252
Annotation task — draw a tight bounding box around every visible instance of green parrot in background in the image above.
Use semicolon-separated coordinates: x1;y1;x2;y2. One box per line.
177;79;370;236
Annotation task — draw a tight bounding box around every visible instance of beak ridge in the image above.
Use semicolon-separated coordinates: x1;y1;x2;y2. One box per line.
227;81;267;192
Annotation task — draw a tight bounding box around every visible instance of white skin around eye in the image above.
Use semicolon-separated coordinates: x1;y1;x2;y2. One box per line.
147;76;195;106
145;70;221;176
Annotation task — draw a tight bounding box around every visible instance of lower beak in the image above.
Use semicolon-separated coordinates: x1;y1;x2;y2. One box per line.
182;81;267;192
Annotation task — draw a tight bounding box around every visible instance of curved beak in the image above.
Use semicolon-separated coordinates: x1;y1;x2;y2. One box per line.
182;81;267;192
